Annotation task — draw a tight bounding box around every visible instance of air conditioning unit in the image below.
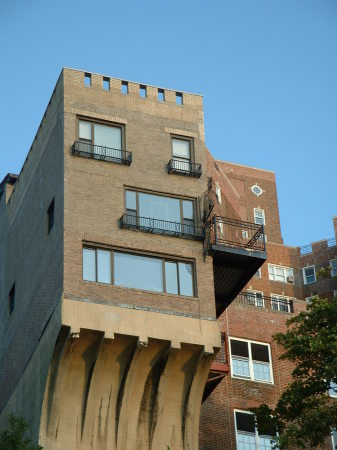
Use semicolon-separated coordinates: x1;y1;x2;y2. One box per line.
287;275;294;283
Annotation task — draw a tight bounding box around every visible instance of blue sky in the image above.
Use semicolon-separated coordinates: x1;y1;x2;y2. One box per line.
1;0;336;247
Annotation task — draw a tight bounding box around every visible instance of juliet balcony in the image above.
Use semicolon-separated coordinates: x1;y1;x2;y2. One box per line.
72;141;132;165
235;292;294;313
208;216;267;317
120;213;205;240
167;159;202;178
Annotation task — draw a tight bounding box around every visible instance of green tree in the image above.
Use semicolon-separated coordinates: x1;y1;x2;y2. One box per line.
0;414;43;450
252;296;337;449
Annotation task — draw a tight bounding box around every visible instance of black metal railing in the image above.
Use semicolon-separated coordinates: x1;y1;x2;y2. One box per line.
236;292;294;313
72;141;132;166
214;333;227;364
210;216;265;251
120;213;204;240
167;159;202;178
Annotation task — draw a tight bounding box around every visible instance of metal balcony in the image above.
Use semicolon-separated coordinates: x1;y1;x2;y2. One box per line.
72;141;132;166
120;213;204;240
235;292;294;313
208;216;267;317
167;159;202;178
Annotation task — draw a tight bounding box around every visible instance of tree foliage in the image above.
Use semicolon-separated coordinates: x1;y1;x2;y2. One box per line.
0;414;43;450
251;297;337;449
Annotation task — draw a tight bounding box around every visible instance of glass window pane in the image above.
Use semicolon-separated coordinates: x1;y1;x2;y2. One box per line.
97;250;111;284
253;362;271;382
94;124;122;149
235;412;256;434
172;138;190;159
139;193;180;223
79;121;91;140
232;357;250;378
183;200;193;220
114;252;163;293
165;261;178;295
83;248;96;281
231;340;249;358
126;190;137;210
178;262;193;296
251;343;269;362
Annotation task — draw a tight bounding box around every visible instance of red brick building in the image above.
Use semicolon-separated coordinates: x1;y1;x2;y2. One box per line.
200;156;337;450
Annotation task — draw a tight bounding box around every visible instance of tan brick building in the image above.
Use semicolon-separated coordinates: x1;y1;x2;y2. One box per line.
0;68;336;450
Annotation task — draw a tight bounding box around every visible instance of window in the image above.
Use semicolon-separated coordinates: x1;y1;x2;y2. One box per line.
246;290;264;308
235;410;276;450
306;295;318;305
176;92;183;105
121;81;128;94
303;266;316;284
158;88;165;102
215;182;221;204
329;381;337;398
9;284;15;315
139;85;147;98
78;119;123;160
230;338;273;383
47;198;55;234
83;248;195;297
254;208;265;225
334;290;337;299
254;268;262;278
125;190;195;235
332;430;337;450
84;73;91;86
330;260;337;277
103;77;110;91
171;137;193;172
251;184;263;197
268;264;293;283
270;294;293;313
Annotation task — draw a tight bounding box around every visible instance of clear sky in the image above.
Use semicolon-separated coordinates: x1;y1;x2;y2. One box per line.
1;0;336;247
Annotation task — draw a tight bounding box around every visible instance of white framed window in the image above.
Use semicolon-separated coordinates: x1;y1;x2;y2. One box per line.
246;290;264;308
234;410;276;450
268;264;293;283
215;182;221;204
171;137;193;172
242;230;249;240
329;381;337;398
334;290;337;299
270;294;293;313
303;266;316;285
254;268;262;278
330;260;337;277
229;337;273;383
254;208;265;225
332;429;337;450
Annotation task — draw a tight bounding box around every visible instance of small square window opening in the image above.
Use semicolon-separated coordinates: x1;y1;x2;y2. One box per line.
158;88;165;102
140;85;147;98
103;77;110;91
176;92;183;105
121;81;129;95
84;73;91;87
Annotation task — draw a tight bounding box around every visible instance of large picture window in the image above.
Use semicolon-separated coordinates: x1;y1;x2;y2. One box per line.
235;410;276;450
230;338;273;383
78;119;123;160
125;190;195;235
83;247;195;297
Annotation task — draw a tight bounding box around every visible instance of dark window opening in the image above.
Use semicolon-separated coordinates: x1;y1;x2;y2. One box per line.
158;88;165;102
230;339;249;358
9;284;15;315
47;198;55;234
236;411;255;434
139;85;147;98
251;343;270;363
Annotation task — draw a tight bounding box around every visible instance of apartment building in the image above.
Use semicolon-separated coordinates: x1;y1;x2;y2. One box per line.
200;160;337;450
0;68;266;450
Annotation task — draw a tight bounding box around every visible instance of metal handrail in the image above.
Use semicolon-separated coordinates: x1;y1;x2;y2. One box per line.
210;216;265;251
120;213;204;240
167;159;202;177
72;141;132;165
236;292;294;313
